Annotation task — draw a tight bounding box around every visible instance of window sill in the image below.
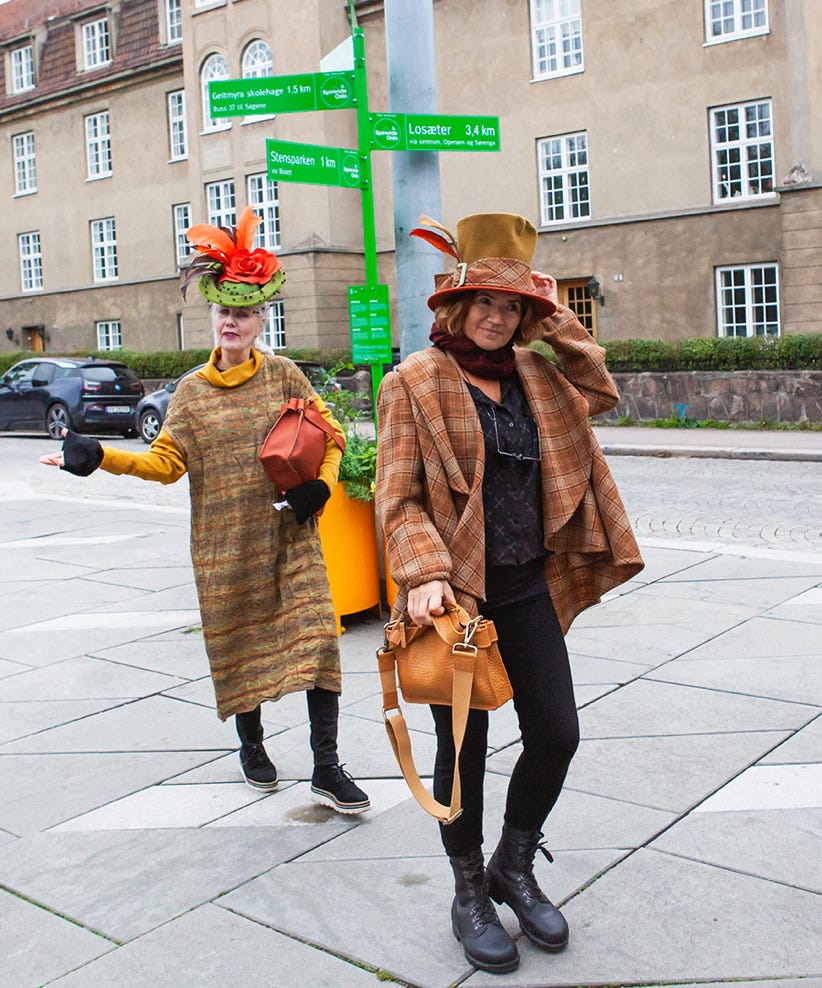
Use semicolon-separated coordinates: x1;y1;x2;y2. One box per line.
530;65;584;84
85;174;112;183
200;126;231;135
82;60;113;72
93;278;119;284
241;115;276;125
703;29;769;47
21;287;44;294
168;155;189;164
10;85;36;96
713;192;778;206
13;189;38;198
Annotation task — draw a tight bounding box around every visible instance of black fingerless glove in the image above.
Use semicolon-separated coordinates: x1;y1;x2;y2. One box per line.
284;479;330;524
62;430;103;477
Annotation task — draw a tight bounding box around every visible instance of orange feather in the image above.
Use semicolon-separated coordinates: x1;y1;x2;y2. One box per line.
185;223;236;255
409;227;461;261
234;206;262;251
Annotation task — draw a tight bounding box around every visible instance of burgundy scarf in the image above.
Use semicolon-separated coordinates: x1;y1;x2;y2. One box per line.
429;324;515;380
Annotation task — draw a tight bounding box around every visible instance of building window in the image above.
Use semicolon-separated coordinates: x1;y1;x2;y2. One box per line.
710;100;774;203
96;320;122;350
10;44;35;92
201;53;230;132
705;0;768;43
82;17;112;69
165;0;183;44
167;90;188;160
13;132;37;195
19;232;43;292
206;180;236;228
85;111;112;179
262;301;286;349
91;218;118;282
173;203;192;267
530;0;583;80
716;263;779;336
247;174;280;249
537;132;590;225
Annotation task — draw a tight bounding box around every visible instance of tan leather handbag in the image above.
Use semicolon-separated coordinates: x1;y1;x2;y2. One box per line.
258;397;344;494
377;602;512;824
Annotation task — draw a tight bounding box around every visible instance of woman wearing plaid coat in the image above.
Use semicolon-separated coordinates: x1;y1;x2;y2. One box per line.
375;213;643;974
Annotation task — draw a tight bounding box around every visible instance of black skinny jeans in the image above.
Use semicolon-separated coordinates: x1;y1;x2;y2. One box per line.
431;592;580;856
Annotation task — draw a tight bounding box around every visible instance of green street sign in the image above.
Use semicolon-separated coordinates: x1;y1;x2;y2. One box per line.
267;139;361;188
349;284;392;364
369;113;501;152
209;72;356;117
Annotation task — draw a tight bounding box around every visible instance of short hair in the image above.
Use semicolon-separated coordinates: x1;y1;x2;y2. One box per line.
433;290;545;345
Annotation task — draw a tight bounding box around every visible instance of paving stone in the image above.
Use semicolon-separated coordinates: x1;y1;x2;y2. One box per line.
676;615;822;659
693;762;822;812
761;715;822;764
49;903;380;987
84;564;194;592
572;589;757;631
0;699;122;745
0;751;219;835
628;544;717;583
565;621;716;664
568;651;653;685
0;826;345;943
659;553;822;582
0;889;113;988
91;636;209;680
634;574;821;609
462;849;822;986
0;654;185;702
766;585;822;623
578;678;818;739
545;730;791;813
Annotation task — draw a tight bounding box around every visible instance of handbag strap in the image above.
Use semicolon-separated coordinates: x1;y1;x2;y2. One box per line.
279;397;345;451
377;631;477;825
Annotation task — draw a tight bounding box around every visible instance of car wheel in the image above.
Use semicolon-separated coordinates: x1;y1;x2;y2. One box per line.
46;403;70;440
138;409;162;444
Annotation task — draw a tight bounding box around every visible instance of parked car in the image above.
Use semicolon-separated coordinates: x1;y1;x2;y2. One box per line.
135;360;340;444
0;357;144;440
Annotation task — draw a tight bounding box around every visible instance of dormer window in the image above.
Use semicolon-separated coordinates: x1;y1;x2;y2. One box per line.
82;16;112;69
10;44;35;93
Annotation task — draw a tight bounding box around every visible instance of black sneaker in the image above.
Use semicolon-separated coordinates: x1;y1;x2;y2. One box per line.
240;743;279;792
311;763;370;814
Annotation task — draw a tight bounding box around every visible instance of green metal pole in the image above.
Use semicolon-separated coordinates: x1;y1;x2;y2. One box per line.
351;21;383;421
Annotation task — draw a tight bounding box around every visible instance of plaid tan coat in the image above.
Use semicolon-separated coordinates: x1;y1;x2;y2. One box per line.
375;306;644;633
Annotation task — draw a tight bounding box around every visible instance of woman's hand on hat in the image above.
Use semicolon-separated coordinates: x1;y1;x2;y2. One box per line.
407;580;456;627
531;271;559;306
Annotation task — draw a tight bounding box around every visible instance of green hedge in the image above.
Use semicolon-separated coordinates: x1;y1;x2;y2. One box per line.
601;333;822;372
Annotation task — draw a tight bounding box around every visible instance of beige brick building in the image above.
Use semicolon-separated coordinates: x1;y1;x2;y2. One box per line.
1;0;819;357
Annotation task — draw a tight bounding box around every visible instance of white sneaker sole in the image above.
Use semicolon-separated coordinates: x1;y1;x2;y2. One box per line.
241;775;279;792
310;787;370;814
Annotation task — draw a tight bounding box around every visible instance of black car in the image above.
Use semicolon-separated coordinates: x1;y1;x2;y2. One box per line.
0;357;144;440
135;360;340;444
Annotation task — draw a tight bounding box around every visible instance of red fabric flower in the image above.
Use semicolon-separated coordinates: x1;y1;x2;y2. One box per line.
220;248;281;285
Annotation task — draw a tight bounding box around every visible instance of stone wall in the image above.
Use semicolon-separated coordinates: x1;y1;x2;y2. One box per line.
599;371;822;424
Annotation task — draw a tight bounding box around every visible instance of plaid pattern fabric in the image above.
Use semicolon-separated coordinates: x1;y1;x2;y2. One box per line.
433;258;534;294
375;305;644;633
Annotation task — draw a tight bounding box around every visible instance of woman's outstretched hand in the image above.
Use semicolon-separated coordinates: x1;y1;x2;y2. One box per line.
39;429;67;468
40;429;103;476
531;271;559;306
407;579;456;627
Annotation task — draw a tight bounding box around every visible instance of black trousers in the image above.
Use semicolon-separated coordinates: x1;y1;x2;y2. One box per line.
236;686;339;767
431;592;580;856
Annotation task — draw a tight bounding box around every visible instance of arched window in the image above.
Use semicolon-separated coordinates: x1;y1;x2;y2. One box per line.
242;39;273;79
201;53;229;132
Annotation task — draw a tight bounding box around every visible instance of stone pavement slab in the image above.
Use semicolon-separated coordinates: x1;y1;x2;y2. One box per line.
48;903;381;988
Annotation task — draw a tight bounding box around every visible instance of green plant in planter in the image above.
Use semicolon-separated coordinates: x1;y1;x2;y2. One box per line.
321;383;377;504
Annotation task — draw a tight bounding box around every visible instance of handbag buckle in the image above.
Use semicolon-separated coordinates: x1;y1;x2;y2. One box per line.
462;614;482;646
451;641;478;658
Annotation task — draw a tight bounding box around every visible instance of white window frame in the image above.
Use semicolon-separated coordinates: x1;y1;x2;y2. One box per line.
537;131;590;226
173;203;192;267
262;301;286;350
247;173;280;250
18;231;43;292
165;0;183;44
241;39;275;123
716;263;780;337
10;44;35;93
704;0;769;44
82;17;112;70
91;217;118;282
85;110;112;179
13;132;37;195
167;90;188;160
206;180;236;228
96;320;122;350
710;99;775;203
201;53;230;133
530;0;584;82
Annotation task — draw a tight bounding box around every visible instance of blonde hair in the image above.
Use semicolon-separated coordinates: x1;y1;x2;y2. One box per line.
433;291;544;345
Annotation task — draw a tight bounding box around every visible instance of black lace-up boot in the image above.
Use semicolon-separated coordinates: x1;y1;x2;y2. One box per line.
235;707;278;792
486;825;569;952
449;848;519;973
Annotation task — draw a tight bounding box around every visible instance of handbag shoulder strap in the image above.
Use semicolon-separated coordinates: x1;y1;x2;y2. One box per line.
377;633;476;825
279;396;345;451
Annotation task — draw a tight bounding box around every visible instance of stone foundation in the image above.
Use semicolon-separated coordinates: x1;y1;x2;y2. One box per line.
599;371;822;424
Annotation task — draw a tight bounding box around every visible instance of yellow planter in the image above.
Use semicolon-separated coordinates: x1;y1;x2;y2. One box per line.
318;483;380;633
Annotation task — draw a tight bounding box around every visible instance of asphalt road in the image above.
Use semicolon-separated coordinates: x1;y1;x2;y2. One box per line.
2;433;821;553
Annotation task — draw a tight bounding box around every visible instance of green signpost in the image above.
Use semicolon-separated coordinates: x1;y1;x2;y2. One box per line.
369;113;501;152
266;139;361;188
208;3;500;414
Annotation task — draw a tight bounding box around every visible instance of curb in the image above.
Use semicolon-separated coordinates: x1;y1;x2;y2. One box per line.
599;445;822;462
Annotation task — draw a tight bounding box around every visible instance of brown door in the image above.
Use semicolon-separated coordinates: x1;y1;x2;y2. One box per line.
23;326;46;352
558;280;597;338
